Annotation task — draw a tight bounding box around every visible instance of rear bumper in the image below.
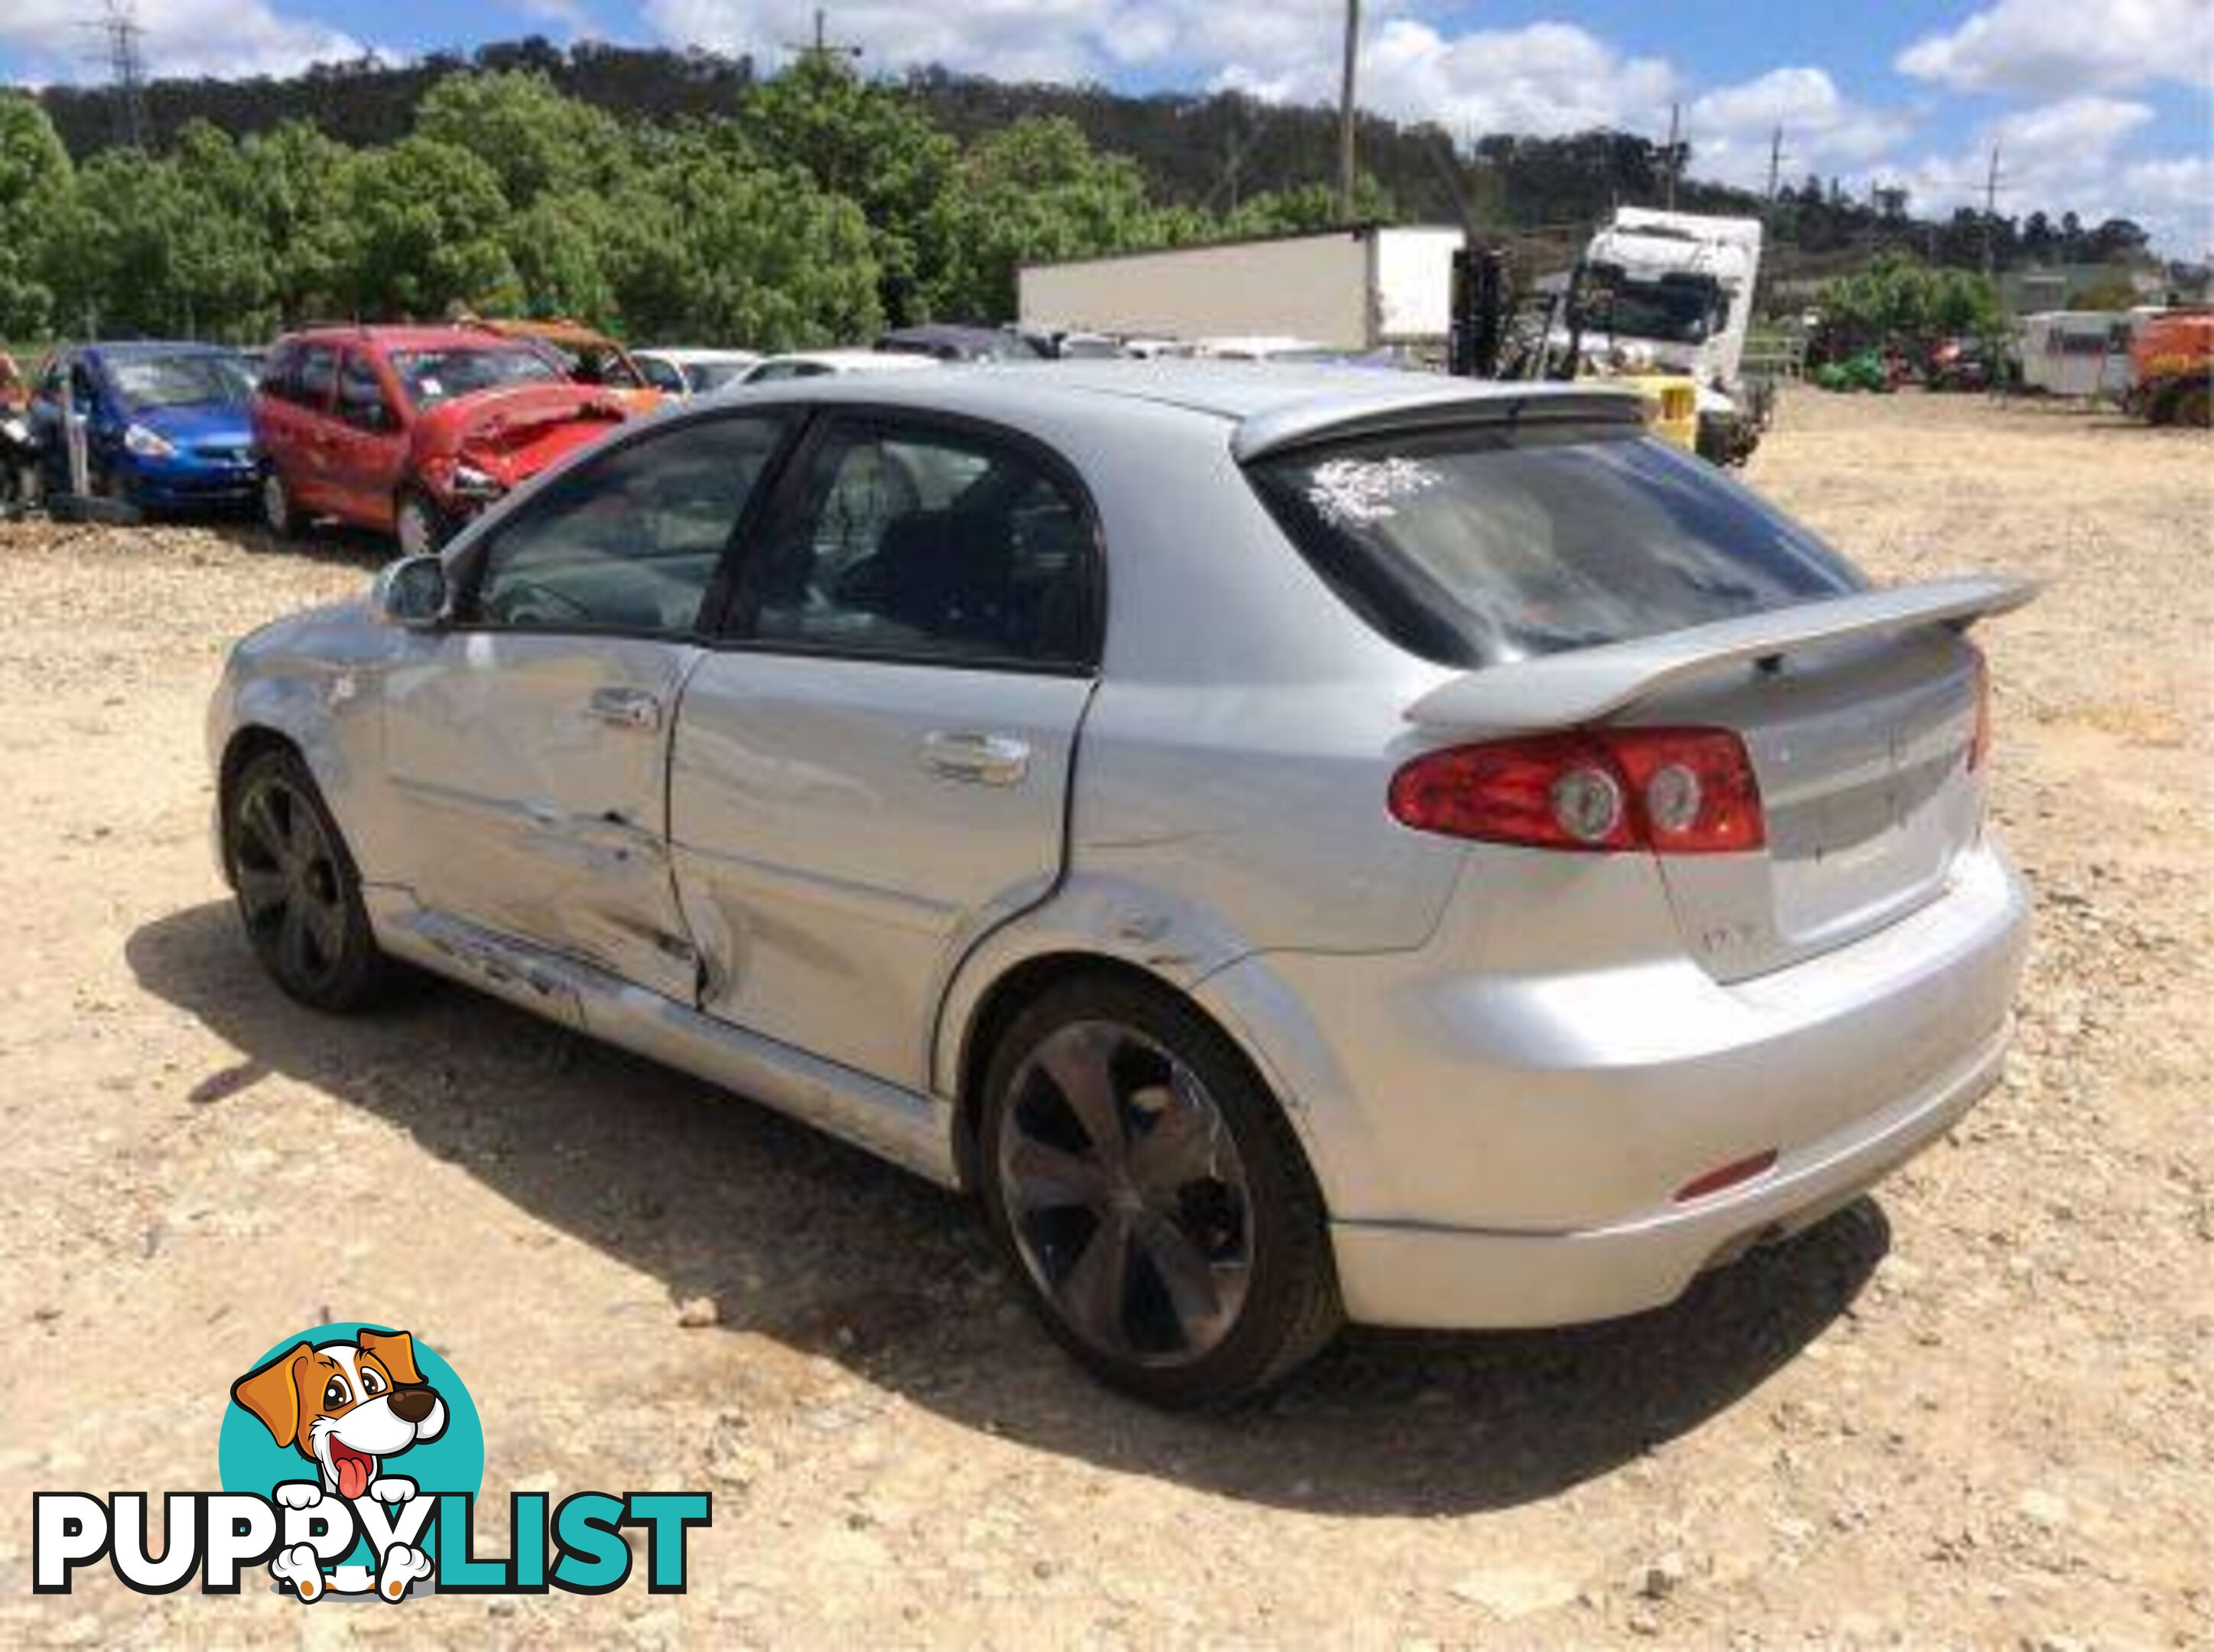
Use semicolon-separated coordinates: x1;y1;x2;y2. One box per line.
1198;843;2030;1330
1331;1013;2007;1328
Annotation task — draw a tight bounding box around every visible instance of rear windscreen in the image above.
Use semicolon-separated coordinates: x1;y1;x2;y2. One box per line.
1247;424;1865;667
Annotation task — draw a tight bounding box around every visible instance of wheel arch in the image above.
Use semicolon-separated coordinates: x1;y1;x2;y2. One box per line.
944;947;1336;1211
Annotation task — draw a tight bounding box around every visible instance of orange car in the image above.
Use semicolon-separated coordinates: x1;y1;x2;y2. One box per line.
466;317;666;415
2128;311;2211;427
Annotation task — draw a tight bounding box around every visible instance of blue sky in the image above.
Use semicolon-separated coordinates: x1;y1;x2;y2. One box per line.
5;0;2209;254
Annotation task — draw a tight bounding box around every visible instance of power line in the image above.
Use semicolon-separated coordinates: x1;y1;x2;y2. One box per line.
76;0;151;151
783;7;860;70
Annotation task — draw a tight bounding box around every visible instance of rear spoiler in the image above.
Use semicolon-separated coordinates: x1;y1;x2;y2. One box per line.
1406;575;2038;733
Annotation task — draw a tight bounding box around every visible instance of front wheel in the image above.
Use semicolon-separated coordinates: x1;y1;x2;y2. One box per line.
979;977;1343;1407
224;749;390;1011
262;467;301;538
395;488;453;558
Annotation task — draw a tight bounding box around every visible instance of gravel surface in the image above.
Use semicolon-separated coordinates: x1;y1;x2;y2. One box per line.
0;389;2206;1647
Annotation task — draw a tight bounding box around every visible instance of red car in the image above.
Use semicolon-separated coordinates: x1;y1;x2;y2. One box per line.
252;325;632;552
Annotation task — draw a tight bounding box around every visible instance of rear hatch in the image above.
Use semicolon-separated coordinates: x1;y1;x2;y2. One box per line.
1244;408;2031;980
1614;626;1985;978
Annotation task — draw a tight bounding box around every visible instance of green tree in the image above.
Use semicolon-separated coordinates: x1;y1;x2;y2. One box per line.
505;190;619;324
245;121;357;326
1816;254;2005;355
415;70;630;209
944;116;1171;318
1222;176;1396;237
166;122;281;337
339;135;522;318
0;93;73;337
743;60;964;325
603;132;881;348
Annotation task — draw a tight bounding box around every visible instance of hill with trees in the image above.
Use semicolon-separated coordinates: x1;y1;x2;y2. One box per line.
1;38;2168;349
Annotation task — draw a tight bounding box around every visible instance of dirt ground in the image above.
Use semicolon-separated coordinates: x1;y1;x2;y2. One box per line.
0;389;2206;1647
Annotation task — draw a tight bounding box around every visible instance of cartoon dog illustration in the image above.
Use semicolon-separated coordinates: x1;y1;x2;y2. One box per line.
232;1328;447;1601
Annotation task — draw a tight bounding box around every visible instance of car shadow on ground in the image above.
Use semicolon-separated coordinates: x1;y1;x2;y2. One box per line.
128;899;1887;1517
201;518;395;570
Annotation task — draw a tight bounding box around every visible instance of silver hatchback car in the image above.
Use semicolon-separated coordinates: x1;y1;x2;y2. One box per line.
208;363;2033;1405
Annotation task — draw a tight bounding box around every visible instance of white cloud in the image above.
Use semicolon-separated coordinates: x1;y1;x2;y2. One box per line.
0;0;363;83
1897;0;2214;95
1685;67;1917;192
2118;153;2214;257
1216;18;1677;139
641;3;1678;135
1886;96;2210;252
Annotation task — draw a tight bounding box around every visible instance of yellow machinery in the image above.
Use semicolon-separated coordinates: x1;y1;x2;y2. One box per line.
1614;372;1700;454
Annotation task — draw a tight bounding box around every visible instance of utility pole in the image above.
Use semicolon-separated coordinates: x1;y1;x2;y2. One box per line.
1981;141;2006;276
785;8;861;71
79;0;151;151
1765;125;1784;204
1663;102;1679;210
1337;0;1360;220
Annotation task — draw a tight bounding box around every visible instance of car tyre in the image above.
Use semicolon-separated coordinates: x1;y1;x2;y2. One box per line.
262;467;301;539
395;488;452;558
979;975;1343;1407
224;748;391;1012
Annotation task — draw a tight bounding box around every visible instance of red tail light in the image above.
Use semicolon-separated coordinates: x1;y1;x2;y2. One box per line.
1389;728;1766;855
1966;645;1992;772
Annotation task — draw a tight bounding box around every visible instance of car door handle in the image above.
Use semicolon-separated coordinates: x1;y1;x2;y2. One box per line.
585;686;663;731
920;730;1029;785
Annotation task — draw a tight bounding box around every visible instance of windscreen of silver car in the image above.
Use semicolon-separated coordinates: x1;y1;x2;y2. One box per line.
1246;424;1866;668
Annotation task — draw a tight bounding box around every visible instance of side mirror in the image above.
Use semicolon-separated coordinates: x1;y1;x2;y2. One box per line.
371;554;450;629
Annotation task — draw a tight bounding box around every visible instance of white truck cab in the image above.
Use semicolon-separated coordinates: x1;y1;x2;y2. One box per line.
1579;208;1766;461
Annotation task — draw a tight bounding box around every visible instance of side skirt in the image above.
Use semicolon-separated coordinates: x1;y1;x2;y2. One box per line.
367;889;961;1188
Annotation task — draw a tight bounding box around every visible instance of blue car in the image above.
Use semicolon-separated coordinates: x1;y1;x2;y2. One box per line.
31;342;261;512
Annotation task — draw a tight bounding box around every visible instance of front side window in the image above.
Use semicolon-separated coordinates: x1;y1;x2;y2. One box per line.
470;414;788;636
1247;424;1865;667
336;352;396;433
739;418;1097;669
294;346;338;411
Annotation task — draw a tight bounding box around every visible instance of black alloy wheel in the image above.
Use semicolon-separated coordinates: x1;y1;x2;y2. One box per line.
981;978;1341;1406
226;750;388;1010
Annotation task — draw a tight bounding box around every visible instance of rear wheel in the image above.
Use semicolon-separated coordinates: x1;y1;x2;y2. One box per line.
224;749;389;1010
979;976;1342;1407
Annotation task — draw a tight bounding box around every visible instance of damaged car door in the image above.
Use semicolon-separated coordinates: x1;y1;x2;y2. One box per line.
379;411;792;1000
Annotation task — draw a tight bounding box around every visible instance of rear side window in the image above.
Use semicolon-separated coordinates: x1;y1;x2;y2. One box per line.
1247;426;1864;667
735;418;1097;670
